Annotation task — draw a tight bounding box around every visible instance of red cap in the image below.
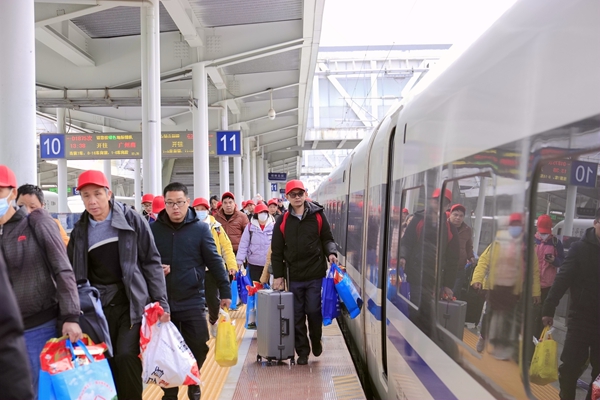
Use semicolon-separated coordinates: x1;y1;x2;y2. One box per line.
221;191;234;201
192;197;209;209
245;200;255;206
537;214;553;234
268;199;278;206
0;165;17;188
451;204;466;214
285;179;305;195
141;194;154;204
242;200;247;208
152;195;165;213
76;170;109;191
254;204;268;214
402;208;409;214
216;201;222;209
432;188;452;202
509;212;523;225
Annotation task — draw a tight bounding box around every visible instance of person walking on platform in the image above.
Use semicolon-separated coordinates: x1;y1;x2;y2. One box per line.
192;196;238;338
0;165;82;398
542;208;599;400
68;170;170;400
533;214;564;338
151;183;232;400
448;204;475;298
16;183;70;246
268;198;280;217
141;193;155;222
236;203;275;283
209;195;219;215
243;199;256;220
213;191;248;254
271;180;337;365
277;198;287;214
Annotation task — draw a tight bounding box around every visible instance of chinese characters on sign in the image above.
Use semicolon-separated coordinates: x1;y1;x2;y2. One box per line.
539;160;570;185
161;132;218;158
268;172;287;181
65;134;142;159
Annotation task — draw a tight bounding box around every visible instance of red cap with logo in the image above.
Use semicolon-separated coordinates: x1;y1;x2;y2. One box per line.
141;194;154;204
192;197;209;209
537;214;553;234
432;188;452;202
152;195;165;214
285;179;305;195
221;191;235;201
77;170;110;191
0;165;17;188
254;204;268;214
268;199;278;206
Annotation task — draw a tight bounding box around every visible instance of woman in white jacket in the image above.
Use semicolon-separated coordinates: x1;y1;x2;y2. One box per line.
236;204;275;283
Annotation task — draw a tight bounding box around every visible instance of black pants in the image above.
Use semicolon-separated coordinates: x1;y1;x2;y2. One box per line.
104;302;143;400
558;326;599;400
205;271;220;325
162;308;209;400
289;279;322;357
533;287;552;339
247;263;263;283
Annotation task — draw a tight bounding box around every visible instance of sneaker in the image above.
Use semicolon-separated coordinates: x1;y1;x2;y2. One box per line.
247;322;257;330
476;336;485;353
209;321;218;338
297;355;308;365
312;340;323;357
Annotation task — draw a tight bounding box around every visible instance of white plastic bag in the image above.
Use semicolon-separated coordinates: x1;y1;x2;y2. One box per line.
140;302;201;388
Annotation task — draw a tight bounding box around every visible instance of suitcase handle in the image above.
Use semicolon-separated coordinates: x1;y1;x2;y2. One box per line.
281;318;289;336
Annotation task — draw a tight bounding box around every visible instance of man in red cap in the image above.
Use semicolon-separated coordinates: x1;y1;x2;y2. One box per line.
67;170;169;399
271;179;338;365
532;214;564;338
0;165;82;397
213;191;248;254
141;193;154;222
267;198;280;217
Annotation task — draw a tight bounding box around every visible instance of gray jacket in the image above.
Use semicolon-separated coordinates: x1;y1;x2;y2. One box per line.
68;201;169;324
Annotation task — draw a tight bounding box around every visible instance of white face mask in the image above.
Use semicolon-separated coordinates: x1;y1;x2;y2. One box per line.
197;210;208;221
0;189;13;218
540;233;550;240
258;213;269;222
508;226;523;238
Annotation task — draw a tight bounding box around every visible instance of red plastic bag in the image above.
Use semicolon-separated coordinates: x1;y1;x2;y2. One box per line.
40;335;107;375
592;373;600;400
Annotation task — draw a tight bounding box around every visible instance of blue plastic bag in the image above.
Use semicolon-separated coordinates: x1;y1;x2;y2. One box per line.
50;340;117;399
236;270;252;305
245;294;257;329
230;279;239;310
322;265;341;325
39;370;57;400
332;263;363;319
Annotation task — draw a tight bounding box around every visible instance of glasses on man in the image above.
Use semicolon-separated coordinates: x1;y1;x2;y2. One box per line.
288;191;305;199
165;200;187;208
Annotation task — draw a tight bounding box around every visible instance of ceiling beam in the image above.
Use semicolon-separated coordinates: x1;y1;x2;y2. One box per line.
206;67;226;90
36;25;95;67
246;124;299;139
35;4;115;27
337;139;347;149
161;0;203;47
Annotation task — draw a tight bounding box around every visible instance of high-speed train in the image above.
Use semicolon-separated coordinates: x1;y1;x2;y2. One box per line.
313;0;600;399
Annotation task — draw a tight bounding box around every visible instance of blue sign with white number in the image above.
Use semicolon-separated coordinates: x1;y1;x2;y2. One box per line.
570;160;598;188
271;183;277;192
216;130;241;156
280;188;285;194
40;134;65;159
268;172;287;181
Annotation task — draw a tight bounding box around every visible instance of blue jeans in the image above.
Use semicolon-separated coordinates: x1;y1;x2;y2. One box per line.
24;319;57;399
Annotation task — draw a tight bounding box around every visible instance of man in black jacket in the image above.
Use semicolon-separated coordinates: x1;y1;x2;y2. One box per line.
151;182;232;400
68;170;170;400
271;180;337;366
542;208;600;400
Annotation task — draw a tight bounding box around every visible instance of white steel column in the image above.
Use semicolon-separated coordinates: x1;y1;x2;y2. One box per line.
257;155;264;200
219;107;230;194
243;137;251;201
472;177;488;250
192;63;210;198
251;147;257;197
563;185;578;236
141;1;162;196
233;124;243;208
102;126;113;188
134;159;141;212
264;159;270;199
56;109;68;212
0;1;36;185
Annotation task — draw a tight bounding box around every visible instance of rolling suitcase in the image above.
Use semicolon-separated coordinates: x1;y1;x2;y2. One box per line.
437;299;467;340
256;289;295;365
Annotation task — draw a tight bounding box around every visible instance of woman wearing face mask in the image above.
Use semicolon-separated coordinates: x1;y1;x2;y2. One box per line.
236;204;275;284
192;197;238;337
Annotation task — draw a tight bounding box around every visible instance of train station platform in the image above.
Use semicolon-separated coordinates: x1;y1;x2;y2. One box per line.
143;305;366;400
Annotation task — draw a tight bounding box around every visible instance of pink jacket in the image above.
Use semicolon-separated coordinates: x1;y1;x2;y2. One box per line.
534;233;565;289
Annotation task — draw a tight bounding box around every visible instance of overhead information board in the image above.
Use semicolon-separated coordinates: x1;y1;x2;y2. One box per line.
539;160;570;185
161;132;218;158
66;133;142;159
268;172;287;181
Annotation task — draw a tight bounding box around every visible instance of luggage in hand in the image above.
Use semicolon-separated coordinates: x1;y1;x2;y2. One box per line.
256;289;295;365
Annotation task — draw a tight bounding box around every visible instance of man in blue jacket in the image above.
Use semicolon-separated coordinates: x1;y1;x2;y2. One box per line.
151;182;232;400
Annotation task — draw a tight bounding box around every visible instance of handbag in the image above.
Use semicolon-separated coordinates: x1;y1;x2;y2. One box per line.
529;326;558;385
322;264;341;326
332;263;363;319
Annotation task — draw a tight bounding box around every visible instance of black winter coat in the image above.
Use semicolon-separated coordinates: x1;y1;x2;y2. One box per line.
151;207;232;312
542;227;599;333
68;201;169;324
271;201;337;282
0;254;33;400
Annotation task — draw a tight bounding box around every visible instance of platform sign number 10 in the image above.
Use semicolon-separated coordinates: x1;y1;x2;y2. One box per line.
216;130;242;156
40;134;65;159
570;160;598;188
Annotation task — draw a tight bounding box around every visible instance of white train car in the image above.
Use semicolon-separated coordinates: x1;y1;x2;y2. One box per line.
314;0;600;398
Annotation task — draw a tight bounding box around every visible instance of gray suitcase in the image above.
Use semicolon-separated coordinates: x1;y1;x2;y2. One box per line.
256;289;295;365
437;300;467;340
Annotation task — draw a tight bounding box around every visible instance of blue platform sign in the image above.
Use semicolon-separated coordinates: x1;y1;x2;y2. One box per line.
271;183;277;192
40;134;65;159
268;172;287;181
216;130;241;156
280;188;285;194
570;160;598;188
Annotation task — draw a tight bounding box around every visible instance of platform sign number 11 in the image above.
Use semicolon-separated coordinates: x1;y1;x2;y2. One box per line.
216;130;242;156
40;134;65;159
570;160;598;188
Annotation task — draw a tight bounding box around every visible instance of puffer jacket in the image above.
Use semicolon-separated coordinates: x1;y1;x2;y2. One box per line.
455;222;474;269
542;227;599;332
1;207;80;329
68;201;169;324
213;207;248;253
471;231;541;296
236;215;275;266
206;215;237;272
271;201;337;282
534;233;564;289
